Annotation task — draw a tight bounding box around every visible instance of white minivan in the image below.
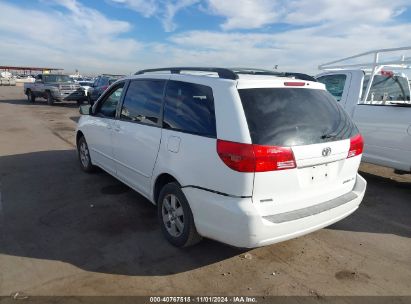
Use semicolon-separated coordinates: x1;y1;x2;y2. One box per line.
76;67;367;248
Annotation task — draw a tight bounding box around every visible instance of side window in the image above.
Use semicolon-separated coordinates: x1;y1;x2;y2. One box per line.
163;81;216;137
97;83;124;118
317;74;346;102
120;80;165;125
101;77;109;87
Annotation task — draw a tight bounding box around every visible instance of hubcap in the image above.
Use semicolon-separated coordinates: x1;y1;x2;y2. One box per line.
162;194;184;237
79;141;90;167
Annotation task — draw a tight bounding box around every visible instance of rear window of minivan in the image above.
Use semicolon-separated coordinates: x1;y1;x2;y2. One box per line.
238;88;358;147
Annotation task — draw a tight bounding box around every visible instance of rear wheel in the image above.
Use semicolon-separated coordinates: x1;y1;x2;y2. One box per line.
46;91;54;105
158;182;202;247
77;136;95;173
26;90;35;103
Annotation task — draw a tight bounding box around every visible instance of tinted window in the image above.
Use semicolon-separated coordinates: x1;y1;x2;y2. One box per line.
163;81;216;137
43;75;72;83
120;80;165;125
98;84;124;118
239;88;358;147
361;75;411;104
100;77;109;87
317;74;346;102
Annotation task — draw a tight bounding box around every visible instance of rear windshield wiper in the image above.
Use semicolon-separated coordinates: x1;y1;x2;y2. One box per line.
321;133;338;139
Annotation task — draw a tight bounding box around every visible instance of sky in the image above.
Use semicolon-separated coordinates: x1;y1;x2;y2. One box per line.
0;0;411;75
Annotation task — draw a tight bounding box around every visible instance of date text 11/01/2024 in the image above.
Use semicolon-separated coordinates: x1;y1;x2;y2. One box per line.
149;296;258;303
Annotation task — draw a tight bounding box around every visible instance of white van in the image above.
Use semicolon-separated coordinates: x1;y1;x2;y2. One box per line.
76;67;366;248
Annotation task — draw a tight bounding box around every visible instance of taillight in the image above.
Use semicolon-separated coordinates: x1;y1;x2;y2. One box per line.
102;85;109;91
347;134;364;158
217;140;296;172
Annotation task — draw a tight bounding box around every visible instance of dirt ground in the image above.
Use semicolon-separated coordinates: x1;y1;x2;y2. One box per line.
0;86;410;297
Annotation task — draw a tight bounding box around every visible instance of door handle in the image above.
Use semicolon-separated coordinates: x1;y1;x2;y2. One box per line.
114;126;121;132
107;125;112;130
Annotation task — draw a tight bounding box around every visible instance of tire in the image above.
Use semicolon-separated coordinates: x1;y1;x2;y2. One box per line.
46;91;54;105
158;182;202;247
27;90;35;103
77;136;95;173
88;95;94;106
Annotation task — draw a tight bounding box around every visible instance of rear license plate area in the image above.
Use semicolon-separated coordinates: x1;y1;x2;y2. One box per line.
311;164;329;183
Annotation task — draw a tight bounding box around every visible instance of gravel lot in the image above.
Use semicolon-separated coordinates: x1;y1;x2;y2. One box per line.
0;86;410;297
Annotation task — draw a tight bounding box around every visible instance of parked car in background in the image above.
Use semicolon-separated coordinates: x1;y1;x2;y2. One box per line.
317;47;411;173
76;67;366;248
24;74;84;105
88;74;125;105
78;80;94;101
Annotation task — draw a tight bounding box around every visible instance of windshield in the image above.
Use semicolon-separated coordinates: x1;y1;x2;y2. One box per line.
43;75;72;83
238;88;358;147
362;75;411;103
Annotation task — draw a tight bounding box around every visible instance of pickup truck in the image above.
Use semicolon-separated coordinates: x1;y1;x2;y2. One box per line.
316;47;411;173
24;74;85;105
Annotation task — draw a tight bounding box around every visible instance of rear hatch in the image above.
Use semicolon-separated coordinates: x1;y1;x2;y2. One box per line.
238;85;363;217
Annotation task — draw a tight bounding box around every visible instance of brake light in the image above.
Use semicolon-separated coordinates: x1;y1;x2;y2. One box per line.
284;82;305;86
381;70;394;77
217;140;296;172
347;134;364;158
102;85;109;91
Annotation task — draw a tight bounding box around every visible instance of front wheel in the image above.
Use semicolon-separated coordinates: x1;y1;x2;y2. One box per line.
46;91;54;105
158;182;202;247
27;90;35;103
77;136;95;173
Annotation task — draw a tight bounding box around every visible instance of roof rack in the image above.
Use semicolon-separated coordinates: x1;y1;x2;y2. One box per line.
319;46;411;102
135;67;238;80
135;67;316;82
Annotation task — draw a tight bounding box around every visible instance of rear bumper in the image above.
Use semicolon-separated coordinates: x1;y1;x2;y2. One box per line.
182;174;366;248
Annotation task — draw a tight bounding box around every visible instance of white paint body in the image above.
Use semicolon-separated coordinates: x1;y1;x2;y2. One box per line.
316;70;411;172
77;73;366;248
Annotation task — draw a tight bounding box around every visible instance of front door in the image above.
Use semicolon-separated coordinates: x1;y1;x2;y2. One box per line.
112;79;165;197
86;82;125;175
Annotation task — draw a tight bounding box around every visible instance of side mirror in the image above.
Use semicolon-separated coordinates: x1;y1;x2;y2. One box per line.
79;105;92;115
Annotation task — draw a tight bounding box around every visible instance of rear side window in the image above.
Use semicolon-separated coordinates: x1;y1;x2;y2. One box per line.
361;75;411;104
120;79;165;125
163;81;216;137
317;74;346;102
239;88;358;147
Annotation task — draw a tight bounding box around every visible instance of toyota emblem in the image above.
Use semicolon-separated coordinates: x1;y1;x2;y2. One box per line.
322;147;332;157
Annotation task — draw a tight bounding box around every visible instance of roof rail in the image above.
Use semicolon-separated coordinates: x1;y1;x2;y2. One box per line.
135;67;238;80
135;67;316;82
319;46;411;102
